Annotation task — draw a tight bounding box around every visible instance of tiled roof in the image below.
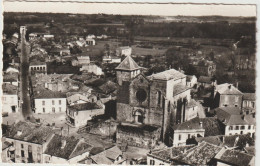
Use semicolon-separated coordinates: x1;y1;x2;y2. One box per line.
68;102;103;111
105;146;122;161
115;55;141;71
91;151;113;165
200;117;224;136
215;148;254;166
69;142;93;159
243;93;255;101
2;83;18;95
198;76;214;84
148;69;186;81
244;114;256;125
3;73;18;82
33;87;66;99
30;61;46;66
215;83;243;95
174;142;222;165
195;136;224;146
173;83;191;96
172;117;204;131
98;80;118;94
214;107;249;126
5;121;53;144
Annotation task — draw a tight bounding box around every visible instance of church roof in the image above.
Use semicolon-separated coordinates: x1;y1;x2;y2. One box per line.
148;69;186;81
115;55;141;71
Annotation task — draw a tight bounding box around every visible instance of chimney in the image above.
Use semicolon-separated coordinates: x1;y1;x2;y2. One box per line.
228;85;232;89
220;136;225;143
17;130;22;136
236;82;239;88
61;140;66;149
199;122;203;128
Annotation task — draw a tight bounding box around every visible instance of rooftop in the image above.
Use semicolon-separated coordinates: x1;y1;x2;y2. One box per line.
118;123;160;136
68;102;103;111
186;75;196;82
243;93;255;101
30;61;46;66
3;72;18;82
2;83;18;95
148;69;186;81
174;142;222;165
173;83;191;96
215;83;243;95
44;134;92;160
198;76;214;84
5;121;53;144
215;148;254;166
172;117;204;131
115;55;141;71
33;87;67;99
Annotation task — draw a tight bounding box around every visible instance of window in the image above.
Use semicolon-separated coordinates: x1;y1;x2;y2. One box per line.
157;91;161;106
43;108;45;113
59;100;61;105
42;101;45;105
150;160;155;165
52;100;55;105
241;126;245;130
21;150;25;157
235;126;239;130
179;134;181;140
188;134;190;139
248;126;251;130
240;131;243;135
229;126;233;130
59;107;62;112
21;144;24;149
52;107;55;113
252;102;255;108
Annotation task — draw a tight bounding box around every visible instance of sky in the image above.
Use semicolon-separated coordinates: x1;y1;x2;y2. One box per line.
2;1;257;17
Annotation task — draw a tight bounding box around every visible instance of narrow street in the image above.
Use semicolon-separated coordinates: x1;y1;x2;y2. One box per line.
20;28;33;119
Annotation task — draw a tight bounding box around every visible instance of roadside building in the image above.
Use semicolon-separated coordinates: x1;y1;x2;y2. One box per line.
66;102;105;127
43;135;92;164
2;83;19;114
33;88;67;114
86;38;96;46
77;56;90;66
116;46;132;56
186;75;197;88
2;121;55;163
242;93;255;115
89;146;126;165
212;107;255;137
29;61;47;74
103;55;121;63
212;83;243;108
214;148;255;166
67;93;94;106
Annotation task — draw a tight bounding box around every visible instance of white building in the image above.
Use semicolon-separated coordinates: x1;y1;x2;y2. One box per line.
172;117;205;147
3;72;19;86
2;84;19;113
86;38;95;46
116;46;132;56
213;107;255;138
33;88;67;114
29;62;47;74
77;56;90;66
80;64;104;76
86;34;96;39
186;75;197;88
102;56;121;64
5;66;19;73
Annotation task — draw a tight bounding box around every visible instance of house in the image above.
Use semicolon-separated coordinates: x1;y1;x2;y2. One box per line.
80;64;104;76
214;148;255;166
5;66;19;73
86;34;96;39
2;121;55;163
67;102;105;127
172;142;223;165
186;75;197;88
198;76;217;88
33;88;67;114
192;59;216;76
2;83;19;114
171;117;205;147
102;55;121;64
89;146;126;165
76;40;86;47
77;56;90;66
67;93;95;106
116;46;132;56
147;145;196;165
212;83;243;108
242;93;255;115
43;135;92;164
29;61;47;74
86;38;96;46
60;48;71;56
3;72;19;86
212;107;255;137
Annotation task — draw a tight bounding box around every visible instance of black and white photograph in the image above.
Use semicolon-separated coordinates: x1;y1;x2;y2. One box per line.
1;0;258;165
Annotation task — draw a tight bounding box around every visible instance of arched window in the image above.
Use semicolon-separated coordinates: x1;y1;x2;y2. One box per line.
157;91;161;106
134;110;143;124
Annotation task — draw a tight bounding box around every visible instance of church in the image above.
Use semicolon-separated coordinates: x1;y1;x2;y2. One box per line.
115;55;200;147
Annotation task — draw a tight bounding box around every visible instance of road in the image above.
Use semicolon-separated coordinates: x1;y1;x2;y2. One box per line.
20;28;33;119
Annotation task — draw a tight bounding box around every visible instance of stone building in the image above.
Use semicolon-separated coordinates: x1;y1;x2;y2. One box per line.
242;93;255;115
212;83;243;109
115;55;200;146
29;61;47;74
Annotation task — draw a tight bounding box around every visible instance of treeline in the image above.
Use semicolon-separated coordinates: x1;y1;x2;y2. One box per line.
134;22;256;40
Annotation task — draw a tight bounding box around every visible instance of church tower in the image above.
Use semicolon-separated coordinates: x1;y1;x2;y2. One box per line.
115;55;141;86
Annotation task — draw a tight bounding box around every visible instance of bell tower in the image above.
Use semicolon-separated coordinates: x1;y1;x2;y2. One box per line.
115;55;141;86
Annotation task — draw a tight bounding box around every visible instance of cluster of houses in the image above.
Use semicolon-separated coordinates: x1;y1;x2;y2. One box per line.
2;27;256;165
